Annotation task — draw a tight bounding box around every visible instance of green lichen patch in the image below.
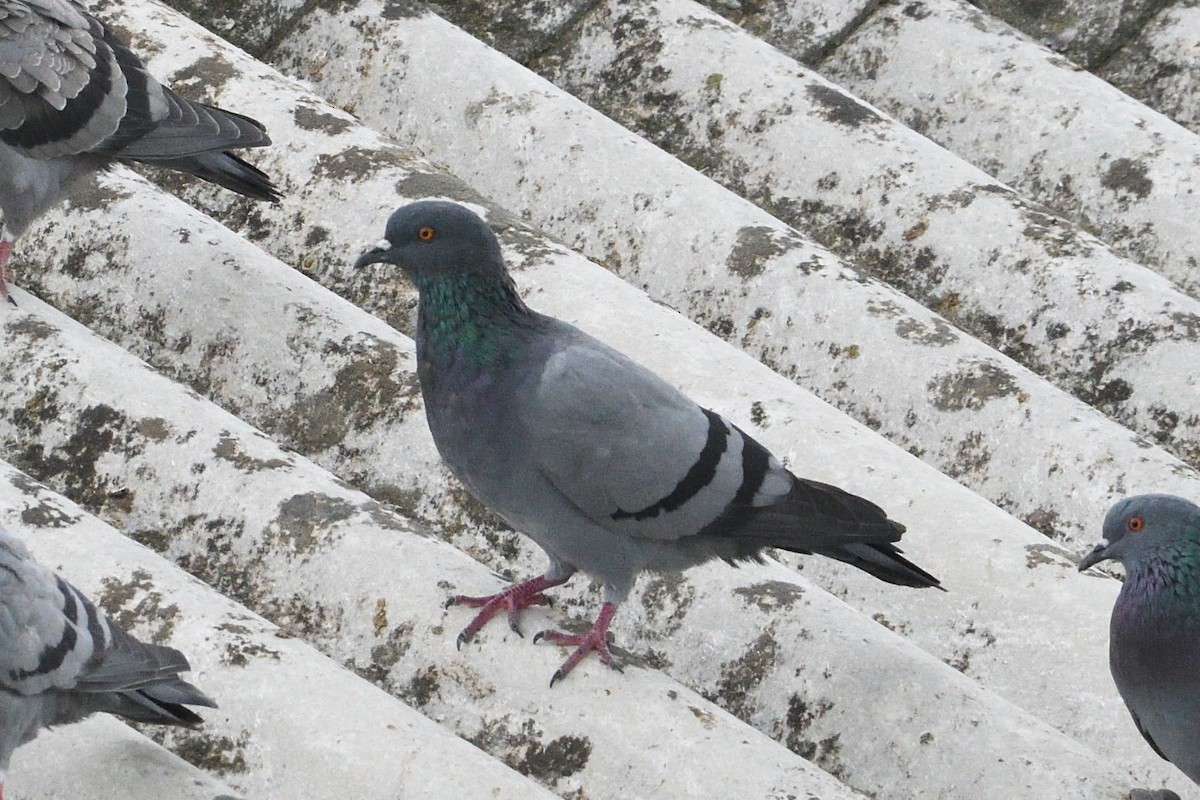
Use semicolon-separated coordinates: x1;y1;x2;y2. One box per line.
1024;542;1078;569
894;316;959;346
1021;507;1064;540
156;729;253;776
732;580;805;612
357;621;416;688
706;628;779;718
220;635;283;667
749;400;768;426
135;417;172;442
313;145;419;182
806;83;884;127
944;430;992;479
167;55;240;103
293;103;353;134
780;694;842;772
13;402;137;514
265;492;357;555
213;433;293;472
397;664;441;707
1101;157;1153;200
727;225;805;280
18;496;82;529
394;171;489;205
98;568;180;645
275;335;421;454
382;0;427;21
638;572;695;639
469;718;592;784
928;360;1020;412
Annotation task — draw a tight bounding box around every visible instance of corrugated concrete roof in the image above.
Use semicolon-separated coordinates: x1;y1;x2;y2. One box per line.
6;0;1200;797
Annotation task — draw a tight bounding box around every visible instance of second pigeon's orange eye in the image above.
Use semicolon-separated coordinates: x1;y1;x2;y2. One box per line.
418;225;436;242
1127;515;1145;533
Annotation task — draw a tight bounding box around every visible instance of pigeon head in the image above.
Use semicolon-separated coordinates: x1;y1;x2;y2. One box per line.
355;201;508;286
1078;494;1200;572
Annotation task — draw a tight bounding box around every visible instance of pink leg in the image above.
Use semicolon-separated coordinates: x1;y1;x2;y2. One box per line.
534;601;623;686
448;572;570;647
0;238;13;306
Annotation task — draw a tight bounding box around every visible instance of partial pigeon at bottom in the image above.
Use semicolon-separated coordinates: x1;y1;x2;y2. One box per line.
0;527;215;798
0;0;281;300
357;200;941;685
1080;494;1200;790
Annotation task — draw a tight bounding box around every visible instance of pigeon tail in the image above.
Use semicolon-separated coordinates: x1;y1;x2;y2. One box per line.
146;151;281;202
94;678;215;727
818;542;943;589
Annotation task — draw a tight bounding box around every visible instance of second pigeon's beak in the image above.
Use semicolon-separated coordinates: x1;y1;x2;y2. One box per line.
1077;541;1111;572
355;238;394;269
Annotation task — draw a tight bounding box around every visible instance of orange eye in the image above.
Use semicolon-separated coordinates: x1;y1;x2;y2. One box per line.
1127;515;1145;533
417;226;436;242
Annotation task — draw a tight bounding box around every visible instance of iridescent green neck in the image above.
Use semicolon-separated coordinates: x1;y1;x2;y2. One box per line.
415;271;532;370
1125;543;1200;610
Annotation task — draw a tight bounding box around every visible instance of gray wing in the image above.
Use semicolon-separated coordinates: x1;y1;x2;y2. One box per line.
523;330;941;590
0;528;213;722
0;0;138;158
0;0;276;198
1129;707;1170;762
525;335;803;543
0;531;107;696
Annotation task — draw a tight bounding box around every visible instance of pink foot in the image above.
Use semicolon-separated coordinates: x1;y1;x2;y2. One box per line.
448;573;569;647
533;601;624;686
0;239;13;306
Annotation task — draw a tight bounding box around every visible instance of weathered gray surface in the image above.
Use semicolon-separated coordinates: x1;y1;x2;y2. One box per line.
9;717;242;800
0;285;885;799
259;3;1200;557
968;0;1168;68
815;0;1200;296
1103;2;1200;133
468;0;1200;474
5;0;1200;796
0;460;563;800
6;172;1147;796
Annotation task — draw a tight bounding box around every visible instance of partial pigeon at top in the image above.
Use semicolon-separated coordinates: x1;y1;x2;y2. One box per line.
356;200;941;685
1084;494;1200;786
1080;494;1200;789
0;0;280;296
0;526;215;799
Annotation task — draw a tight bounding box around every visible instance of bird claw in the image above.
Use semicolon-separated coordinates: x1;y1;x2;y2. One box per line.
535;601;621;686
446;575;565;648
0;239;15;307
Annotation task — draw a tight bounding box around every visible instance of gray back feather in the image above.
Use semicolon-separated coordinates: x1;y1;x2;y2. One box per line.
0;527;214;726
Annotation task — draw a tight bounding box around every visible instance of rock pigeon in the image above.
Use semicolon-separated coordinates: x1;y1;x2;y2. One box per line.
356;200;942;685
1079;494;1200;788
0;526;215;798
0;0;280;299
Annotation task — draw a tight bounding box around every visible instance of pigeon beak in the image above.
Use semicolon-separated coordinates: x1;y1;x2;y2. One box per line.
1077;540;1110;572
354;238;394;269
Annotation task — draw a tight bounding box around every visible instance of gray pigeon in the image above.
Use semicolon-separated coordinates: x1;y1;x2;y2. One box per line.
0;0;280;298
1079;494;1200;788
0;526;215;797
356;200;941;685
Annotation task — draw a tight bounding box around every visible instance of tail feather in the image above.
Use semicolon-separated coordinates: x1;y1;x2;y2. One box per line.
146;151;281;202
819;542;943;589
706;475;942;589
95;679;215;727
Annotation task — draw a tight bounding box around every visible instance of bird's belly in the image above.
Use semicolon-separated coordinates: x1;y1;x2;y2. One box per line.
0;146;85;231
1113;628;1200;781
